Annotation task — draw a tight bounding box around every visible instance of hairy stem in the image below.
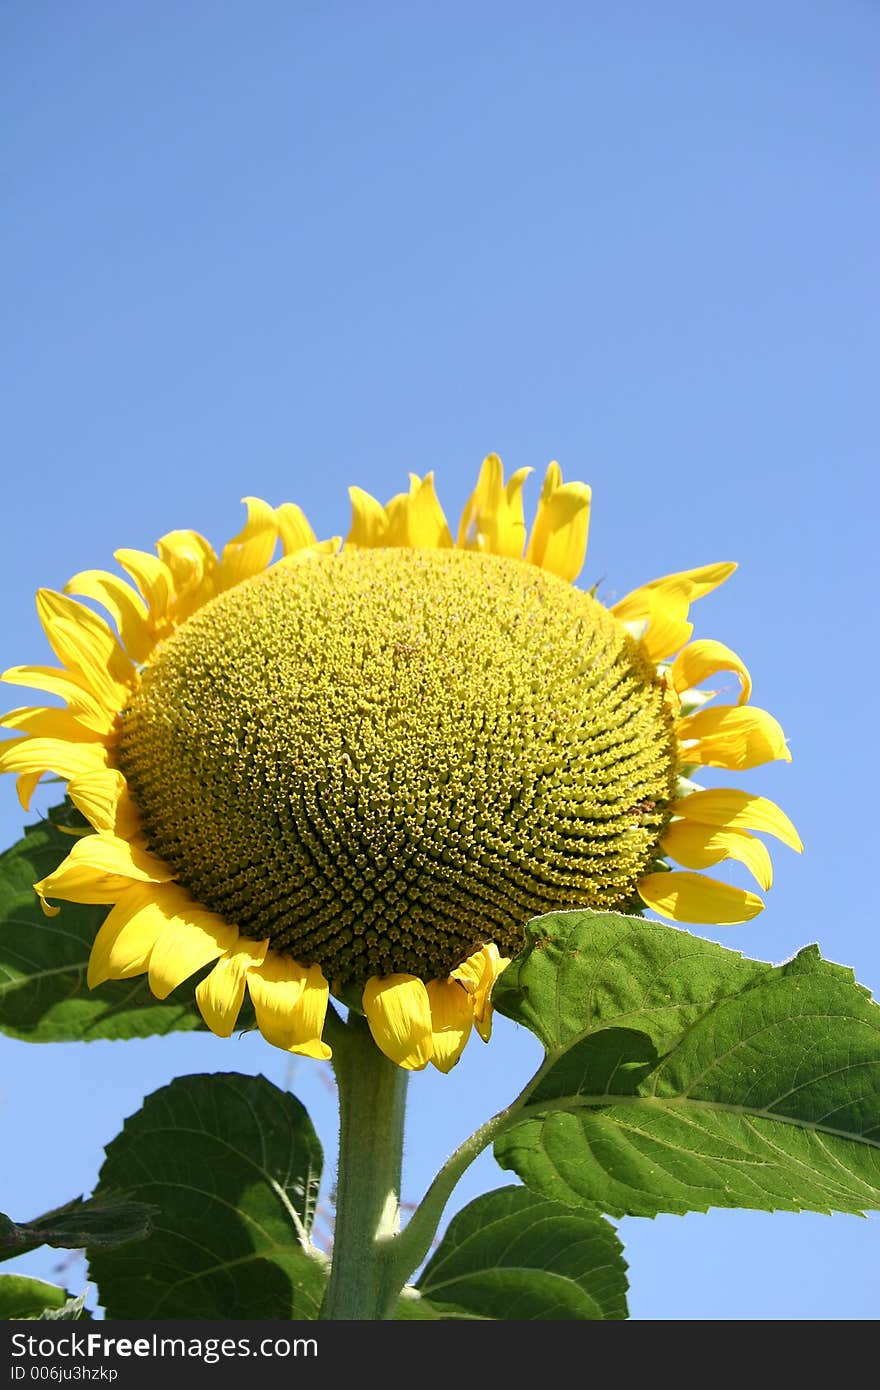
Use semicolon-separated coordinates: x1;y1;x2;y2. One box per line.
319;1010;409;1320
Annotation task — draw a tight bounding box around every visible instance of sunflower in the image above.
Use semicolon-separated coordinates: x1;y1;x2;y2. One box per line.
0;456;800;1072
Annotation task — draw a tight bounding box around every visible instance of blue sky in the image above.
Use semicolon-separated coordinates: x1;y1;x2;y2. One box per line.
1;2;877;1320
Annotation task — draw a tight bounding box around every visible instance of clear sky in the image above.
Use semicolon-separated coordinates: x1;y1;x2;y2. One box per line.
1;1;877;1320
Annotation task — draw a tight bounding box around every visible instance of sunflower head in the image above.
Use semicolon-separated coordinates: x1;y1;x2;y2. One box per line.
0;455;801;1073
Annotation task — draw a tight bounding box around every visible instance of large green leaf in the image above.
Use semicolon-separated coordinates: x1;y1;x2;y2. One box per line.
0;811;207;1042
410;1185;628;1320
0;1274;83;1319
493;910;880;1217
89;1073;327;1318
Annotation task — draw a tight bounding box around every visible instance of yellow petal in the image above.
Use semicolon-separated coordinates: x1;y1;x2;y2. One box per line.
35;590;134;711
639;583;694;662
672;788;802;852
0;737;110;808
426;979;473;1073
195;937;269;1037
311;537;341;555
458;453;502;550
246;953;331;1058
525;462;592;583
406;473;453;549
67;769;141;840
637;871;764;925
669;562;738;600
346;487;389;548
147;891;239;999
155;528;216;589
382;492;411;547
450;942;509;1042
274;502;318;556
35;832;174;909
219;497;279;589
74;834;172;880
677;705;791;770
362;975;433;1070
275;540;341;573
15;771;43;812
671;639;752;706
499;467;533;557
87;883;170;987
0;706;109;745
155;530;218;620
525;460;560;550
458;455;532;559
661;820;773;891
613;562;738;620
1;666;114;733
113;549;175;621
64;570;153;664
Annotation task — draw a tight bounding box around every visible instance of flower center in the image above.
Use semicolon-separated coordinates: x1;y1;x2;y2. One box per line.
117;549;677;985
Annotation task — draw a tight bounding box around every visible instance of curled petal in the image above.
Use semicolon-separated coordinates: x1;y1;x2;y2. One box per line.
195;937;269;1037
458;452;503;550
407;473;453;549
14;771;43;812
155;529;219;620
672;787;802;852
0;737;110;809
638;870;764;925
499;468;533;557
219;497;279;590
362;975;433;1070
275;502;318;556
639;583;694;662
677;705;791;770
34;832;174;909
114;549;175;621
346;487;389;548
156;528;216;588
451;943;510;1042
67;769;141;840
382;493;411;547
525;462;592;583
661;820;773;891
64;570;153;664
246;953;331;1058
426;979;473;1073
671;639;752;706
457;455;532;559
613;562;737;620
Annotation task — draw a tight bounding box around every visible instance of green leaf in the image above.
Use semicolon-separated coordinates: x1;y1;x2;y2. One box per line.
0;1274;79;1319
0;811;207;1042
40;1291;91;1320
412;1185;628;1320
0;1192;157;1263
493;910;880;1218
395;1293;481;1319
89;1073;327;1319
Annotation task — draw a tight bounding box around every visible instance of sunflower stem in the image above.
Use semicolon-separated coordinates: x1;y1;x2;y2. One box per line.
319;1010;409;1320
